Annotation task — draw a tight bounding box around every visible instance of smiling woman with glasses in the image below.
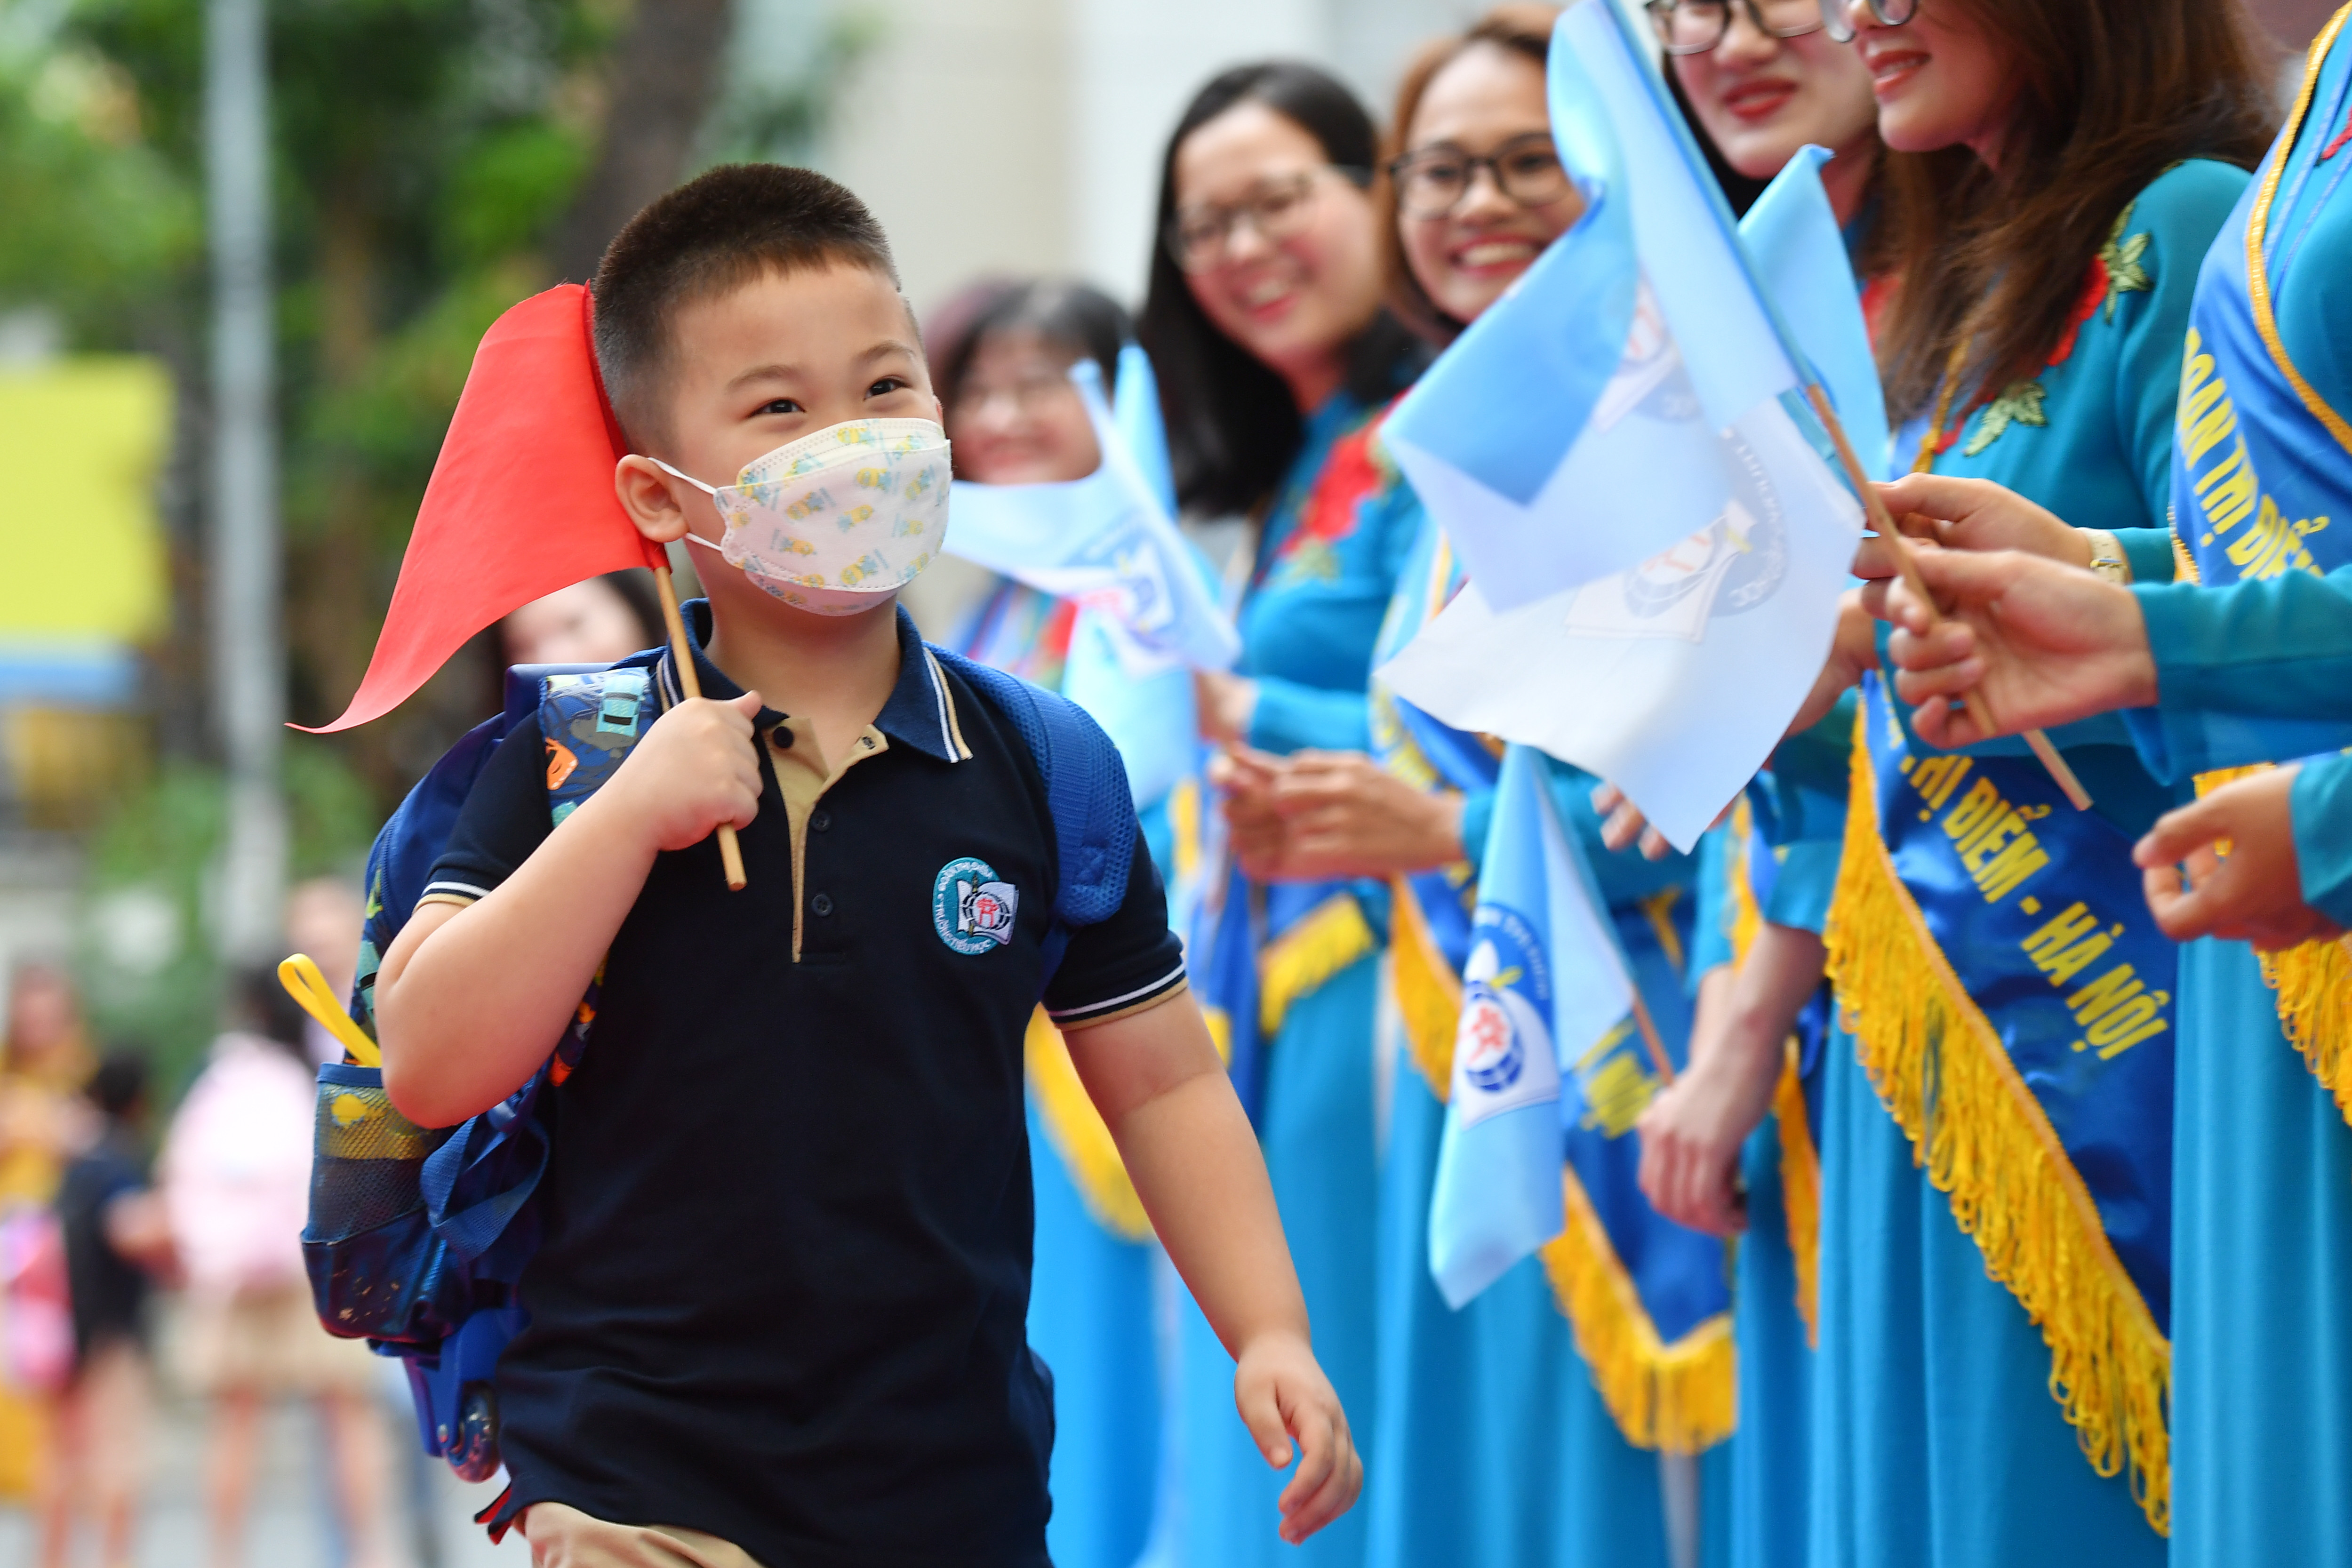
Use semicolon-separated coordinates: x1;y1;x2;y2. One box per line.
1164;166;1373;275
1133;56;1424;1568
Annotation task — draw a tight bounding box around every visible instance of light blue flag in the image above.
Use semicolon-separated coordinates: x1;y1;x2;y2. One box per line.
1383;0;1810;610
1429;744;1634;1308
1112;344;1178;517
1377;1;1865;852
1739;143;1889;478
945;347;1238;676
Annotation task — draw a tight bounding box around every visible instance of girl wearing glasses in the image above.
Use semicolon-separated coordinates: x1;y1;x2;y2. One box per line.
1781;3;2274;1566
1136;61;1424;1568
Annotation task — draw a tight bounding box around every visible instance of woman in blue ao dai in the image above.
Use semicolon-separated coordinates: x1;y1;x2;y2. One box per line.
1634;11;1881;1568
1797;0;2276;1562
932;280;1168;1568
1136;62;1427;1568
1867;18;2352;1543
1261;14;1722;1566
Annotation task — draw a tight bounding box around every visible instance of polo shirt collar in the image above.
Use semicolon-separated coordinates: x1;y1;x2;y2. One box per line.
667;599;968;764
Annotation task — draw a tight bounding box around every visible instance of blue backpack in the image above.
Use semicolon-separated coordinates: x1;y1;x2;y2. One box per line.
302;641;1134;1482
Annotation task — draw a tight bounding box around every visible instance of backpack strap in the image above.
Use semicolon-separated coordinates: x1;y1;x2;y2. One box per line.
418;657;668;1264
925;646;1138;990
532;660;663;1080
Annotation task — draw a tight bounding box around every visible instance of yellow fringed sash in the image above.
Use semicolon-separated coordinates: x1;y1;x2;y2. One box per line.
1388;875;1464;1098
1259;892;1379;1038
2263;936;2352;1120
1539;1164;1737;1454
1024;1008;1152;1242
1826;731;2173;1534
2190;764;2352;1123
1728;798;1764;967
1771;1041;1822;1346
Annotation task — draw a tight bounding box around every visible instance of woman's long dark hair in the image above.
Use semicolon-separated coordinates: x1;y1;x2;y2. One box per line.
1874;0;2277;423
1137;62;1425;516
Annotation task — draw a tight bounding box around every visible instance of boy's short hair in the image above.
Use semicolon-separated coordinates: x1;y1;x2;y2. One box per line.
592;163;904;447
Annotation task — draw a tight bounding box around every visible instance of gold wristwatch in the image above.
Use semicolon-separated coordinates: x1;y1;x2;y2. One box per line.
2083;528;2130;584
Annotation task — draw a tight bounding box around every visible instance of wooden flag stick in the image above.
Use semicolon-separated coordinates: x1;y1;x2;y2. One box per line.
1630;988;1675;1088
1801;385;2093;812
653;562;749;892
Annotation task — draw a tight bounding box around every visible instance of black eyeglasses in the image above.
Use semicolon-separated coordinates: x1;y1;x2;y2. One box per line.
1818;0;1920;43
1388;132;1574;220
1646;0;1825;54
1164;167;1373;273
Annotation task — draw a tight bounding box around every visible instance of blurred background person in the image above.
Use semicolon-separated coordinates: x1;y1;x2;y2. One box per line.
929;275;1168;1568
39;1049;174;1568
0;966;96;1505
935;278;1127;687
1138;56;1424;1568
160;970;400;1568
498;569;666;669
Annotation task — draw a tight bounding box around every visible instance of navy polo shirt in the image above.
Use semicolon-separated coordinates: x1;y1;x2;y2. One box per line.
422;602;1185;1566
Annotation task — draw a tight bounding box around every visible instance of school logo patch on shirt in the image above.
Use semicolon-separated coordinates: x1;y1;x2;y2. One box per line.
933;857;1020;954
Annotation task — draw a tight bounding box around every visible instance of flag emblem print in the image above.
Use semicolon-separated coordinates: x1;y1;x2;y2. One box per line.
1452;910;1561;1125
933;858;1019;954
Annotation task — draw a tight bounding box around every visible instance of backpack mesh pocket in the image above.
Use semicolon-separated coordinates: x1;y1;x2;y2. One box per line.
310;1074;439;1240
304;1063;464;1344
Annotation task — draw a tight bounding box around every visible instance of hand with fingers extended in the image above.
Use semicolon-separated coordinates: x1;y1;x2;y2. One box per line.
1875;548;2155;747
1589;781;1729;862
2134;766;2345;950
1249;749;1465;881
1590;781;1678;862
1853;472;2097;581
1209;746;1291;879
1233;1328;1363;1545
607;690;769;853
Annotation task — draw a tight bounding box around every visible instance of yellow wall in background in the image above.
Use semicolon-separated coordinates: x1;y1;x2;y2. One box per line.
0;358;172;641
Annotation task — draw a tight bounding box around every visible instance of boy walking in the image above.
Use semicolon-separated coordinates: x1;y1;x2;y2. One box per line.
374;164;1358;1566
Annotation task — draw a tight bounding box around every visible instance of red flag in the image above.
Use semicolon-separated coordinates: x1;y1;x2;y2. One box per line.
299;283;662;733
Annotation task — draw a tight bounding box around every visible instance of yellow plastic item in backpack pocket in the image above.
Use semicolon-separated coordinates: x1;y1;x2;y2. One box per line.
277;952;382;1068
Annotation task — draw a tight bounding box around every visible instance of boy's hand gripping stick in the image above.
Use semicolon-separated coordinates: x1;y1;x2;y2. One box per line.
1803;386;2093;812
653;563;750;891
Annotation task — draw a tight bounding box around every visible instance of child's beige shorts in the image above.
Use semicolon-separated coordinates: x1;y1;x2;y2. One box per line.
518;1503;765;1568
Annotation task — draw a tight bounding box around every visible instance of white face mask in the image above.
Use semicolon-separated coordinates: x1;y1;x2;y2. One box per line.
654;418;951;616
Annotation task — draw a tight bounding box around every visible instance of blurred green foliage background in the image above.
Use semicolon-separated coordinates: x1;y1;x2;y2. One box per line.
0;0;865;1086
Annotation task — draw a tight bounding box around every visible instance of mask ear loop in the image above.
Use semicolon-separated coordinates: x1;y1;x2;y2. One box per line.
644;457;728;553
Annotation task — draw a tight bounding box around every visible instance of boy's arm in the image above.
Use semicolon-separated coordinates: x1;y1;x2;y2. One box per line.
376;692;765;1128
1064;996;1361;1546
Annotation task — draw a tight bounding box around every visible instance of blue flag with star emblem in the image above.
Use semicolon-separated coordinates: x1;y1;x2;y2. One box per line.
1428;743;1633;1307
